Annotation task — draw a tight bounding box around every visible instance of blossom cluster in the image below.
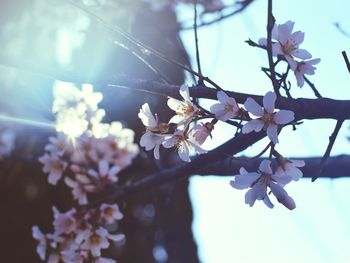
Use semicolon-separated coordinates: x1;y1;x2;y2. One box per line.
139;84;295;161
259;21;320;87
139;82;303;209
230;158;305;210
34;84;139;262
33;204;124;263
139;84;208;162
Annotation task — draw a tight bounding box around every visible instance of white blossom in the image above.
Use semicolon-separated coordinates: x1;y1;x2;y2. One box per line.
100;203;123;224
45;133;72;156
81;227;111;257
242;91;294;144
259;21;312;69
167;84;201;127
140;132;168;159
190;123;214;145
230;160;296;210
39;153;67;185
210;91;240;121
64;175;94;205
52;207;77;235
88;160;121;183
32;226;47;260
162;130;206;162
138;103;169;159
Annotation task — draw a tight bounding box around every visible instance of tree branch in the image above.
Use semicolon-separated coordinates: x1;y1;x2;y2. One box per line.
181;0;255;30
1;55;350;121
106;131;267;200
196;154;350;179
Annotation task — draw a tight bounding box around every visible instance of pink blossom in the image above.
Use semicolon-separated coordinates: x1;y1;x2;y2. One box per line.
162;130;207;162
52;207;77;234
293;58;321;87
242;91;294;144
190;123;214;145
230;160;296;210
167;84;201;127
100;203;123;224
39;153;67;185
210;91;240;121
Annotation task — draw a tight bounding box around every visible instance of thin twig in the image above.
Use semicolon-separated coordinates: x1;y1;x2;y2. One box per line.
181;0;255;30
67;0;224;91
304;76;322;98
266;0;279;96
342;51;350;74
312;119;344;182
194;1;203;83
334;22;350;38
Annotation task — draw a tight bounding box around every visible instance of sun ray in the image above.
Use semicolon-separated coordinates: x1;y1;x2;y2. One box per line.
0;113;55;130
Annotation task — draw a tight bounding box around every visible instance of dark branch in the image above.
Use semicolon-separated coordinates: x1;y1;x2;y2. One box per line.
342;51;350;74
1;55;350;121
196;154;350;179
107;131;266;200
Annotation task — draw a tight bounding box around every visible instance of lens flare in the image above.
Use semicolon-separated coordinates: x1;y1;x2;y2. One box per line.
0;113;55;130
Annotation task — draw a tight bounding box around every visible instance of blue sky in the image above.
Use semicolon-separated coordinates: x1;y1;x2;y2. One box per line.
178;0;350;262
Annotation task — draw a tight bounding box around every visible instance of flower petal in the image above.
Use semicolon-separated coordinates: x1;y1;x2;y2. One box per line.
263;195;274;208
274;110;294;124
263;91;276;113
290;31;304;45
230;172;260;189
217;91;229;103
244;98;263;116
292;48;312;60
266;124;279;144
242;119;264;133
259;160;272;174
179;84;191;102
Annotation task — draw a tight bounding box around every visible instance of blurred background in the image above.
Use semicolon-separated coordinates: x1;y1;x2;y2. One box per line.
0;0;349;262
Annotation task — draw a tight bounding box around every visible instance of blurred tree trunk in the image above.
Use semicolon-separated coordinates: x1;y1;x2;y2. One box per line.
0;1;199;262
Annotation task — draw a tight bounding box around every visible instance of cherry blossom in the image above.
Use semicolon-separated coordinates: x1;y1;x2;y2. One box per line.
139;103;170;159
52;207;77;234
45;133;72;156
81;227;112;257
32;226;47;260
190;123;214;145
64;174;94;205
275;158;305;184
293;58;321;87
242;91;295;144
88;160;121;183
230;160;296;210
162;130;206;162
100;203;123;224
259;21;312;69
140;132;168;159
39;153;68;185
167;84;201;127
210;91;241;121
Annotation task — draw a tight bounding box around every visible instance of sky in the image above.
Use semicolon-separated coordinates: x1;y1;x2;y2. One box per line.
178;0;350;262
